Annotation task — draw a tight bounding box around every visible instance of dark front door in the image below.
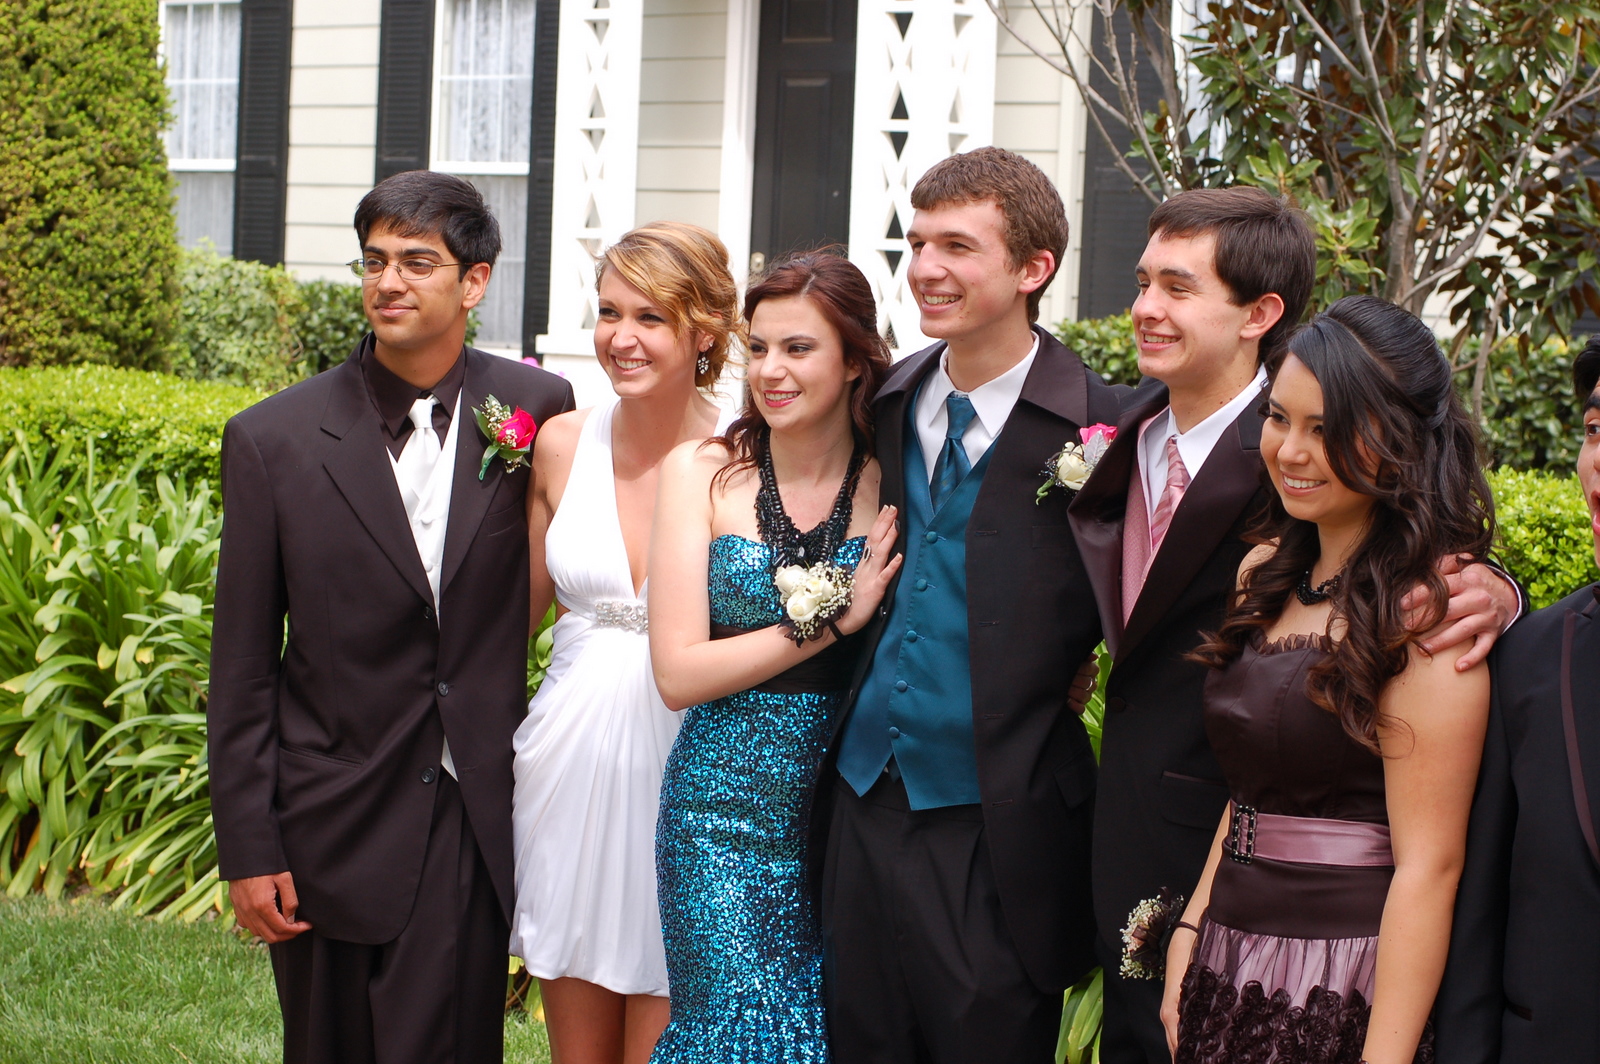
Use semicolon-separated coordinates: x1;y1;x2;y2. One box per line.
749;0;857;272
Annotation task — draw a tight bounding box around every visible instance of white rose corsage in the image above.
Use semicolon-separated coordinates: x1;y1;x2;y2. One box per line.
773;562;853;646
1037;422;1118;503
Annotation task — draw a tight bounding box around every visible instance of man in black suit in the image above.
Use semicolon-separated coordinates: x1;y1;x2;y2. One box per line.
209;171;573;1064
1434;337;1600;1064
821;147;1121;1063
1067;187;1523;1064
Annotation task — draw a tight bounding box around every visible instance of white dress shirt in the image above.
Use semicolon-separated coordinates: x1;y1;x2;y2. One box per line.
1138;366;1268;516
912;334;1040;481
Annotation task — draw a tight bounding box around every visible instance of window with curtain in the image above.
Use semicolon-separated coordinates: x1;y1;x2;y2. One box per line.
162;0;242;255
432;0;537;349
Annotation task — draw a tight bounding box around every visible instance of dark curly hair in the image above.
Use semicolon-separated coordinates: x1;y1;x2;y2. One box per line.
713;250;891;486
1191;295;1494;751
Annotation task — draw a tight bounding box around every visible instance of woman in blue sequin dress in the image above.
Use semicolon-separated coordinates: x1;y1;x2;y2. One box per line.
646;254;900;1062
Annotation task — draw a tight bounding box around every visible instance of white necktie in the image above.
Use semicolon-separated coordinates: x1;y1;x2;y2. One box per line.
395;397;442;518
393;396;457;780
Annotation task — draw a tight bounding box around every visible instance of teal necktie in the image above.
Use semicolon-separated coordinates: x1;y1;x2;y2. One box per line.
931;393;978;510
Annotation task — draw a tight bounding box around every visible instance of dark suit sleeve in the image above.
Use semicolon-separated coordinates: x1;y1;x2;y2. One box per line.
1435;660;1516;1063
208;418;290;880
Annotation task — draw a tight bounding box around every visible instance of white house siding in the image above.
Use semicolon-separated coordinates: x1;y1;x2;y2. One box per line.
637;0;726;233
992;8;1089;329
284;0;383;282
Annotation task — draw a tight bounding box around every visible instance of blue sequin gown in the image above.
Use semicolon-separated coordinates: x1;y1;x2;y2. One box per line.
650;534;867;1064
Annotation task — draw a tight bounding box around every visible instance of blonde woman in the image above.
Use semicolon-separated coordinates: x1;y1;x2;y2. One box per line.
510;223;739;1064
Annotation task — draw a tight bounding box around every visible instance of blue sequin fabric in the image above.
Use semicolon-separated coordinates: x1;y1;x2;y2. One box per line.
650;534;866;1064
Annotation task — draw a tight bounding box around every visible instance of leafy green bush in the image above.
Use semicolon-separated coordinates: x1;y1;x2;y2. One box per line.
1490;467;1599;609
1471;335;1587;471
0;364;260;483
296;279;369;376
1054;313;1141;387
0;439;221;919
0;0;179;370
171;246;305;392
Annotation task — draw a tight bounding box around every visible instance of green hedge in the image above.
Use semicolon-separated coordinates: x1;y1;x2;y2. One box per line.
1054;313;1141;387
1490;467;1599;609
0;365;261;483
0;1;179;370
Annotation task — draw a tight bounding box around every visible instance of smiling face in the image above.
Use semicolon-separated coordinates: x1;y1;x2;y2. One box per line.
747;295;859;434
1581;390;1600;568
1262;354;1377;536
906;200;1049;347
1133;230;1279;399
361;223;489;356
593;266;703;398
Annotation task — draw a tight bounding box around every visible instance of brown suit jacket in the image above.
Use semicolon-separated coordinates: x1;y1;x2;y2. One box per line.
1066;375;1269;964
826;327;1123;991
208;344;573;944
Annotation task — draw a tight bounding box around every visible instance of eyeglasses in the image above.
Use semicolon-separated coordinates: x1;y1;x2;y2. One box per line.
347;257;470;281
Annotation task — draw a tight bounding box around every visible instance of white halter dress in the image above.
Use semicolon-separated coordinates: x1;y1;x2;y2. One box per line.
509;396;729;995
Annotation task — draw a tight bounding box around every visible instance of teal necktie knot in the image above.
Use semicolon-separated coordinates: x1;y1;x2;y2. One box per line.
931;393;977;510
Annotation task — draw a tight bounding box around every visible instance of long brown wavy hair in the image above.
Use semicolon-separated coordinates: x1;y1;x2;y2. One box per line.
712;251;892;486
1191;295;1495;751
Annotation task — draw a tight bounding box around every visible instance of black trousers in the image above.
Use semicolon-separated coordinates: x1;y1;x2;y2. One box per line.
821;772;1061;1064
268;773;509;1064
1097;935;1171;1064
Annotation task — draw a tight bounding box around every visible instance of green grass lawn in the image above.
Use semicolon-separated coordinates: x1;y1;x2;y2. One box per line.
0;895;550;1063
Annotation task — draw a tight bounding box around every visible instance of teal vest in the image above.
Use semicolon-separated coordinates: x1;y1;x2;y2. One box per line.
837;399;991;809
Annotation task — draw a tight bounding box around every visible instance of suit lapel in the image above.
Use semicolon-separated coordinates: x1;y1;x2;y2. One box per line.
1119;389;1266;662
320;359;436;606
1068;381;1169;659
1562;596;1600;870
440;350;507;596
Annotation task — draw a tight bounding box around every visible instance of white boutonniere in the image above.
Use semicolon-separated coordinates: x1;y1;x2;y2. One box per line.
774;562;853;645
1037;422;1118;503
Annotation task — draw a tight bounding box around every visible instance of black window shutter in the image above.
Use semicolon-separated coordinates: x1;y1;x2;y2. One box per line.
1076;7;1158;320
233;0;292;265
375;0;436;183
522;0;560;357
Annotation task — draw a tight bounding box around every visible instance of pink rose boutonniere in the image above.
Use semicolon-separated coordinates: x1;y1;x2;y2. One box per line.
472;395;538;479
1037;422;1117;503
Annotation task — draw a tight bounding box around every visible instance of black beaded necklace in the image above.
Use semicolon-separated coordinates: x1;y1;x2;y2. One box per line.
1295;569;1342;605
754;430;866;570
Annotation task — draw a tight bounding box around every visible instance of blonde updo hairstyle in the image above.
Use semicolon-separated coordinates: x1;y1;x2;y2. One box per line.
596;221;739;389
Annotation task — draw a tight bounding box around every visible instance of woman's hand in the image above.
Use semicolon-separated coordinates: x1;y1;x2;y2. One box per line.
1161;923;1197;1058
836;505;902;636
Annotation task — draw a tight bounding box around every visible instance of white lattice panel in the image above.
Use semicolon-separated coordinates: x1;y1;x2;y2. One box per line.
847;0;995;355
538;0;642;356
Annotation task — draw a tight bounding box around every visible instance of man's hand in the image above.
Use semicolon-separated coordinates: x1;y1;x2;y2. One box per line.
229;871;312;944
1402;555;1521;672
1067;652;1100;715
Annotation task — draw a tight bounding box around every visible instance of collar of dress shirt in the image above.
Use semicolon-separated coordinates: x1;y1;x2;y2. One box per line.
1139;364;1267;509
359;336;467;441
913;332;1041;473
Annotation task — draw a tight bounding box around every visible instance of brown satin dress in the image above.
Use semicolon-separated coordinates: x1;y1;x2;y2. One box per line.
1175;633;1433;1064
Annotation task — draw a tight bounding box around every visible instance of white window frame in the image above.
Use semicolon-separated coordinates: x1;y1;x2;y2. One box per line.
429;0;535;179
159;0;242;174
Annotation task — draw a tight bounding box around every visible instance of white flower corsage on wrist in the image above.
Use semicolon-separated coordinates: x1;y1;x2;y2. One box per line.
773;563;853;646
1037;422;1117;503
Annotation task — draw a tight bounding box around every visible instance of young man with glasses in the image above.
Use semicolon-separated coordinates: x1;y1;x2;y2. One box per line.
209;170;573;1064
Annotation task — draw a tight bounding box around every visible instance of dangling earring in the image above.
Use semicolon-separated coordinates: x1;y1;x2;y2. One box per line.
696;350;711;376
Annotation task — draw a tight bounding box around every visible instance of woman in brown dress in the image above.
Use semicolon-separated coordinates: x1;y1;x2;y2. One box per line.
1161;295;1493;1064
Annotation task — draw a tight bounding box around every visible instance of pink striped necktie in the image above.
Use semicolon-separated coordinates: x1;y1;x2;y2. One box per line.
1148;435;1189;557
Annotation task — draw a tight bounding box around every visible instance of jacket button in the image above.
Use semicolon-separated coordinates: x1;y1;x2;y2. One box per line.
437;682;451;697
914;578;928;591
421;767;437;784
1107;696;1128;714
423;605;435;621
924;531;938;544
888;726;901;739
905;630;919;643
894;680;909;693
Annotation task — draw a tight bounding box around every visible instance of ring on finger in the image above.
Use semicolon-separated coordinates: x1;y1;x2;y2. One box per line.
863;546;873;562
